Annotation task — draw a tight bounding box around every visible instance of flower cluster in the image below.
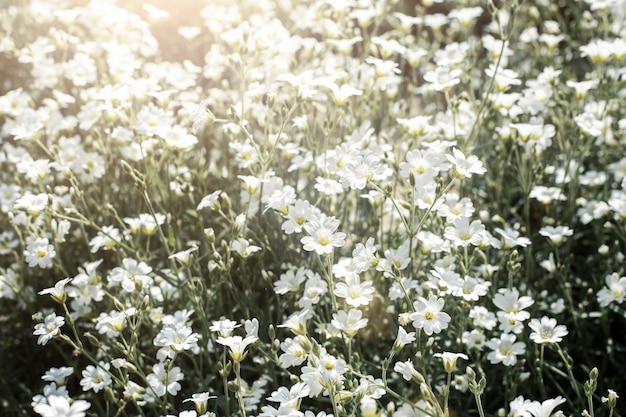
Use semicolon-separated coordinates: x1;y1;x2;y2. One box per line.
0;0;624;417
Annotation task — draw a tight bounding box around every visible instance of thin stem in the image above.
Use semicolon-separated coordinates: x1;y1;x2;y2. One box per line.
234;361;248;417
556;345;583;405
474;393;486;417
443;371;452;417
537;344;547;398
221;350;231;417
328;385;341;417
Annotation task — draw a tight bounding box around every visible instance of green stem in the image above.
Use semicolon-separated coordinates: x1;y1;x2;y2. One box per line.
328;385;341;417
222;350;231;417
556;345;583;405
537;344;547;398
443;372;452;417
474;393;486;417
234;361;248;417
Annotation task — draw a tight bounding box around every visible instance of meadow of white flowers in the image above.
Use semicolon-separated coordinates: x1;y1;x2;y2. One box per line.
0;0;625;416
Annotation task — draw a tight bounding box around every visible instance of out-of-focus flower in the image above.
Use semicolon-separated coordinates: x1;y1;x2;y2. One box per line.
486;334;525;366
33;395;90;417
446;148;487;178
597;273;626;307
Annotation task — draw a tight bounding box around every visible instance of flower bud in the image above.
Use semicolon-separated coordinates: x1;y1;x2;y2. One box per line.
601;389;618;408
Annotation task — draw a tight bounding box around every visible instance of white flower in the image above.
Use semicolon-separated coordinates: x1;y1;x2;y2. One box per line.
540;253;557;273
525;396;566;417
399;149;441;186
493;288;534;334
298;272;328;309
452;374;469;392
267;382;310;408
183;392;217;415
528;317;568;344
314;177;344;196
333;275;375;307
80;362;112;393
486;334;525;366
197;190;222;211
394;359;420;381
434;352;469;373
508;396;534;417
279;336;308;368
245;318;259;338
538;225;573;246
495;226;531;249
39;278;72;304
231;238;262;258
493;289;534;316
168;247;198;266
278;310;311;336
33;395;90;417
574;112;603;136
24;237;56;269
351;237;379;272
33;313;65;346
318;81;363;106
89;225;122;253
462;329;487;351
393;326;416;352
147;363;184;397
216;335;258;362
444;217;485;248
340;152;380;190
331;309;368;338
281;200;318;235
210;318;240;337
446;148;486;178
107;258;153;293
601;389;619;407
469;305;497;330
378;239;411;274
301;350;347;396
529;186;566;204
597;273;626;307
424;65;463;91
190;101;216;134
301;215;346;255
356;376;385;400
42;367;74;386
95;308;136;338
154;325;200;355
410;296;451;335
450;275;490;301
274;267;308;295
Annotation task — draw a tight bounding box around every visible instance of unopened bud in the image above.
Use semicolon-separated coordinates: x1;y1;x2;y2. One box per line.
204;228;215;243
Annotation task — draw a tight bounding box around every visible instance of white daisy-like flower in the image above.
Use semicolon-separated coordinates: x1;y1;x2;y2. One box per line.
446;148;487;178
410;296;451;335
486;333;525;366
301;215;346;255
528;316;568;344
33;395;90;417
33;313;65;346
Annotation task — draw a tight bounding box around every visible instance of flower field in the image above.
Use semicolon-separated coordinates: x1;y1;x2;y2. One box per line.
0;0;625;416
